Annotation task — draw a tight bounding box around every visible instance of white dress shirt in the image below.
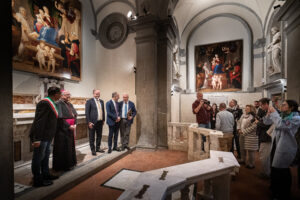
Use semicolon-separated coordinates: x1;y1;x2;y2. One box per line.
122;102;129;118
94;98;103;121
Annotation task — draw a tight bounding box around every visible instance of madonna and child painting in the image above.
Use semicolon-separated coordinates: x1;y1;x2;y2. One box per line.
195;39;243;92
12;0;81;81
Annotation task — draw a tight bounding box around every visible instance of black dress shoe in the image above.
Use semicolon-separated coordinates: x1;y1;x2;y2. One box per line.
125;146;131;150
96;149;105;153
92;151;96;156
113;147;121;152
246;165;255;169
43;174;59;180
108;149;112;153
33;180;53;187
238;160;246;165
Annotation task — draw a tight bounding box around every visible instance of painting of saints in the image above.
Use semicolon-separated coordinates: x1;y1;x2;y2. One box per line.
195;40;243;92
11;0;82;81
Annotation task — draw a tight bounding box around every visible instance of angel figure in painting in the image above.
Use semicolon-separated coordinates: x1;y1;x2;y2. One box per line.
267;27;281;75
212;75;217;90
36;42;46;70
47;47;56;73
217;75;223;90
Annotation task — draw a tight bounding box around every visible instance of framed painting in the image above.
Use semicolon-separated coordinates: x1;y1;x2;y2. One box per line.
12;0;82;81
195;40;243;92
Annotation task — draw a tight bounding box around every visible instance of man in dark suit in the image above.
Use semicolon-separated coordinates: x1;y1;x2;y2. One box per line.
85;89;105;156
30;86;61;187
118;94;136;151
106;92;121;153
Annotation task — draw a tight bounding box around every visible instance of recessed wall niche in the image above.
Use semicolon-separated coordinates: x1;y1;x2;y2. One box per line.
98;13;128;49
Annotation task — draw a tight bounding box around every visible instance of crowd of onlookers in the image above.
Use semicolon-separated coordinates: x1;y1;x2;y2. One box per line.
192;92;300;200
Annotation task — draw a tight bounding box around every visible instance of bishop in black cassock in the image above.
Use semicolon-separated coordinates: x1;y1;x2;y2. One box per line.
53;90;77;171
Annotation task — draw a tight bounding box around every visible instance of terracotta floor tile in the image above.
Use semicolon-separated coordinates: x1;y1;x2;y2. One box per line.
55;150;300;200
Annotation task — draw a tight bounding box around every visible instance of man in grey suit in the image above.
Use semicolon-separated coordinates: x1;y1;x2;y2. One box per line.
85;89;105;155
118;94;136;151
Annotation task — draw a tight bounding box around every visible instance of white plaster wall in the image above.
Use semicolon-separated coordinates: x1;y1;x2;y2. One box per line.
95;3;136;104
174;0;273;37
187;16;250;92
180;92;262;123
94;3;137;140
95;33;136;105
13;72;40;95
13;0;97;98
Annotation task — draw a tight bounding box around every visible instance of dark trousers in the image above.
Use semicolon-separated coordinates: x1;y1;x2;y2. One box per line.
231;129;241;158
31;140;51;182
120;119;131;148
89;120;103;151
271;167;292;199
108;124;119;150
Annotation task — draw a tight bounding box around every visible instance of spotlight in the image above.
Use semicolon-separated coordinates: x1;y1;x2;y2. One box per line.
134;66;136;73
127;11;132;18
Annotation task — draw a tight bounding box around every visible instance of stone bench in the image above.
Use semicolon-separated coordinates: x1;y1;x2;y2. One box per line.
118;150;239;200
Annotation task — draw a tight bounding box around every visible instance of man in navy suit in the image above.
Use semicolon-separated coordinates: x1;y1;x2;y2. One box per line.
106;92;121;153
85;89;105;155
119;94;136;151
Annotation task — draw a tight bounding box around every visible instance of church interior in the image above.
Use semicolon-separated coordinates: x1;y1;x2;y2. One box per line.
2;0;300;199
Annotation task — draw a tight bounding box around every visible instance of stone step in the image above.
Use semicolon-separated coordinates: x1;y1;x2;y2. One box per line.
14;142;135;200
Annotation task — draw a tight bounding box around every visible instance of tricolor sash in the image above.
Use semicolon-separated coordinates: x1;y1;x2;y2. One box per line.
42;97;58;118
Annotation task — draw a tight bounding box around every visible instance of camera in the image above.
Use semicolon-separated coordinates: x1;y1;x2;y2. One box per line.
204;100;210;105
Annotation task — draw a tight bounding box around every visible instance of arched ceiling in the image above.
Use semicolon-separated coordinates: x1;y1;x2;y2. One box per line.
173;0;285;40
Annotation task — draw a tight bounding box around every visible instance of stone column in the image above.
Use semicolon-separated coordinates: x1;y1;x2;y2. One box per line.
157;19;175;148
129;15;176;148
1;2;14;197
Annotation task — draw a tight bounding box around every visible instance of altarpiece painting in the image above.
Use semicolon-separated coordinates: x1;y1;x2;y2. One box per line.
195;40;243;92
12;0;81;81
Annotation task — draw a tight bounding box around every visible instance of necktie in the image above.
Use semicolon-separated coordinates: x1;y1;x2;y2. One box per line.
124;103;127;118
114;101;118;115
96;99;102;120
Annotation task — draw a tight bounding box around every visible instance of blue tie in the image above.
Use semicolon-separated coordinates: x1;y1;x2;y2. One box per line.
124;103;127;118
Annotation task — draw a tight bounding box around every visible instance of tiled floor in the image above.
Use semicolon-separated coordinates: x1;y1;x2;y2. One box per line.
55;149;300;200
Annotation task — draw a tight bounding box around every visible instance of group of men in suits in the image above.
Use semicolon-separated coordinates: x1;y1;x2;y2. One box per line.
29;87;136;187
85;90;137;155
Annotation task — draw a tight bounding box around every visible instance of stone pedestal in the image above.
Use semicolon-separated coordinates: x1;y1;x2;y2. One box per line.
129;15;176;149
187;124;223;161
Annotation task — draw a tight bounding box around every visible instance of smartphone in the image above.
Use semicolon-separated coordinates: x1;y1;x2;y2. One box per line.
269;99;273;108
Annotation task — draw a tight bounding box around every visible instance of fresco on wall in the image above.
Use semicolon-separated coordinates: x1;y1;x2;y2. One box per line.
195;40;243;92
12;0;81;81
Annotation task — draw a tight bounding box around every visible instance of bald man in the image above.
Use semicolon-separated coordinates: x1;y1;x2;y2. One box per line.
118;94;136;151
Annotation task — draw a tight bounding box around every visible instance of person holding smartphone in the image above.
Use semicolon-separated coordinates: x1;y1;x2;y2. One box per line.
264;100;300;199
